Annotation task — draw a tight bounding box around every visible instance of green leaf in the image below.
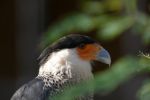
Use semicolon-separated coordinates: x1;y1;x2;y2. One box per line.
104;0;123;12
139;52;150;71
142;26;150;44
81;1;104;14
137;80;150;100
98;16;134;40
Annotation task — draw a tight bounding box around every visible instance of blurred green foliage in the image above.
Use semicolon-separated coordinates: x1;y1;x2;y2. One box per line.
41;0;150;100
137;54;150;100
42;0;150;47
53;57;137;100
52;55;150;100
137;80;150;100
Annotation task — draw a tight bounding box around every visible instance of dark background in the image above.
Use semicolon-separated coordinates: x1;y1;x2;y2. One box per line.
0;0;149;100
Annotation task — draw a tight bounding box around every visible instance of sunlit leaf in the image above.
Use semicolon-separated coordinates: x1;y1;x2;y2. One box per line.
81;1;104;14
98;16;134;40
104;0;123;12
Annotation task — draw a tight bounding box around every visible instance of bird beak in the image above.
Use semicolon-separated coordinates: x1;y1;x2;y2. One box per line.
95;48;111;65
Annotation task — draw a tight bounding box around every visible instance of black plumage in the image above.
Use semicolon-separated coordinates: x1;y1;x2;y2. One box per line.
11;74;70;100
11;78;48;100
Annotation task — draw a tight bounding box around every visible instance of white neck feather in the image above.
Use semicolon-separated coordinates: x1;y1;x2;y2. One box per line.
38;49;93;81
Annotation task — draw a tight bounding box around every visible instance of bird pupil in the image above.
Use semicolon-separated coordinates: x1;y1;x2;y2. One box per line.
79;43;86;49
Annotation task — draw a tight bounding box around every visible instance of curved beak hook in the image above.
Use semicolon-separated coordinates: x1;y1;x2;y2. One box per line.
96;48;111;66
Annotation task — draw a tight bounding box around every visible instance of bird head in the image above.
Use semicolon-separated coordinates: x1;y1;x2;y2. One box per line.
38;34;111;76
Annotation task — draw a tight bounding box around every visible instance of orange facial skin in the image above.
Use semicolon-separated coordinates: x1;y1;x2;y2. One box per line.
77;43;101;61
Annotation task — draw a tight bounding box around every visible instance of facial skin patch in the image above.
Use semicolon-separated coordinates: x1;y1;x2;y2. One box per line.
77;43;101;61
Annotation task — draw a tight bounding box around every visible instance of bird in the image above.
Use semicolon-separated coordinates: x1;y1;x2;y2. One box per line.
11;34;111;100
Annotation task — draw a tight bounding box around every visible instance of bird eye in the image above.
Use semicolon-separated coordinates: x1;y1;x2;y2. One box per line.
78;43;86;49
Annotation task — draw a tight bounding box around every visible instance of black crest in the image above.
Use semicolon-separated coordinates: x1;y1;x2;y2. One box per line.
38;34;96;65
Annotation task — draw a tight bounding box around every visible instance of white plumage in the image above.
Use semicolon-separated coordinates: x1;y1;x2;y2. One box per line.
38;48;93;83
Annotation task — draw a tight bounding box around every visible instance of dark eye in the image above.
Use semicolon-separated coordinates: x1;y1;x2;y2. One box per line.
78;43;86;49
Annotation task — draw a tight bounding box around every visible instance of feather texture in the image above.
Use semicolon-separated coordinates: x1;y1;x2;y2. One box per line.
11;49;93;100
